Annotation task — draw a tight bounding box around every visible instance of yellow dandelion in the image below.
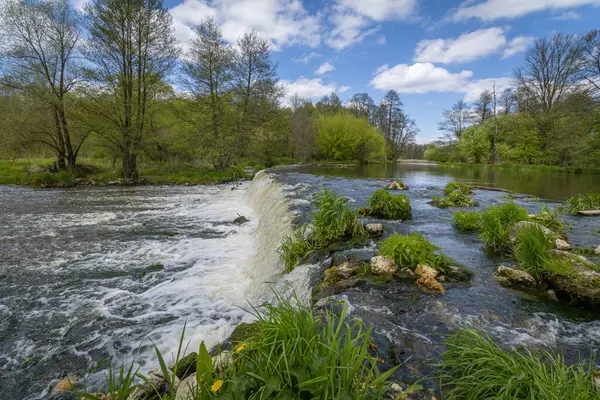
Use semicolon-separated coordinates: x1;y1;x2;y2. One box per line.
211;379;223;392
235;343;247;353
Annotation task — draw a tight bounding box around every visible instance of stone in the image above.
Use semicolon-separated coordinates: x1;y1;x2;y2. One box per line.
386;181;408;190
52;376;77;395
509;221;553;241
314;278;362;301
438;275;446;282
493;266;537;289
175;373;198;400
546;289;558;302
555;238;572;251
445;265;472;282
552;250;594;267
396;267;417;281
416;275;445;294
415;263;438;278
127;369;178;400
233;215;249;225
370;256;398;276
365;223;384;236
173;352;197;380
336;261;358;280
549;270;600;305
212;351;232;372
578;210;600;216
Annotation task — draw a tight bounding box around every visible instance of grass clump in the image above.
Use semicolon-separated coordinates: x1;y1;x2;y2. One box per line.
563;192;600;213
479;201;530;250
452;211;481;233
432;190;476;208
378;232;451;272
443;182;473;196
513;224;554;280
367;189;411;220
530;205;570;232
278;189;367;271
442;328;599;400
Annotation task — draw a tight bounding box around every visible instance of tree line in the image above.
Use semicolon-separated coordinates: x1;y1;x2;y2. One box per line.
430;32;600;169
0;0;420;181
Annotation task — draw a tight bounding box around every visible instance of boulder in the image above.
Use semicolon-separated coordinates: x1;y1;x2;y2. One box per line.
127;369;170;400
336;261;359;280
175;373;198;400
552;250;594;267
396;267;417;281
549;270;600;305
578;210;600;216
416;275;445;294
173;352;197;380
493;266;537;289
555;238;572;251
386;181;408;190
212;351;232;372
314;278;362;301
415;264;438;278
370;256;398;276
509;221;553;241
445;265;473;282
365;223;384;236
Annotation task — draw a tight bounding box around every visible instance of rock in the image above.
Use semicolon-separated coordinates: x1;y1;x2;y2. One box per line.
390;383;403;393
555;238;572;251
365;223;384;236
546;289;558;302
314;278;362;301
233;215;249;225
415;263;438;278
370;256;397;276
416;275;445;294
445;265;472;282
396;267;417;281
552;250;594;267
493;266;537;289
578;210;600;216
336;261;358;280
509;221;553;241
175;373;198;400
438;275;446;282
173;352;197;380
386;181;408;190
549;270;600;305
596;245;600;256
212;351;232;372
331;248;375;266
52;376;77;396
127;369;168;400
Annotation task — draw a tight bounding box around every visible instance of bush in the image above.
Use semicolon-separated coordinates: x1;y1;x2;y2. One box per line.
368;189;411;220
563;192;600;213
432;191;476;208
443;182;473;196
452;211;481;232
479;202;530;250
513;224;554;280
442;328;599;400
378;232;450;271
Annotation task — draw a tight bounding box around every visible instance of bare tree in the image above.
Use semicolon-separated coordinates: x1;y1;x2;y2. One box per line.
474;90;493;125
500;88;515;115
438;98;475;139
383;90;402;144
347;92;374;120
0;0;84;171
392;112;419;161
85;0;179;180
490;82;500;164
581;30;600;95
289;94;315;161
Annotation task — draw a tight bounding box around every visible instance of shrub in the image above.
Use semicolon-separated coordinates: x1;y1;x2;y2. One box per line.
563;192;600;213
479;202;530;250
378;232;450;271
442;328;599;400
452;211;481;232
513;225;554;280
368;189;411;220
443;182;473;196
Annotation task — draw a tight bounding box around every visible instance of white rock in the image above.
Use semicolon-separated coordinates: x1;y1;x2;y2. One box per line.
212;351;233;372
365;223;384;236
336;261;358;280
415;263;438;278
175;373;198;400
370;256;397;276
555;238;572;251
596;245;600;256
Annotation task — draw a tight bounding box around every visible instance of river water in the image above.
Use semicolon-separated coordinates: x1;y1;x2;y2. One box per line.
1;164;599;399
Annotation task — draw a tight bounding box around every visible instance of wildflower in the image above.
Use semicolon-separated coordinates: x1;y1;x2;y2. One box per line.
235;343;247;353
211;379;223;392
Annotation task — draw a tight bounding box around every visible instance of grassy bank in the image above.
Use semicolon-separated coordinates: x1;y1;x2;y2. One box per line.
0;158;251;187
435;162;600;175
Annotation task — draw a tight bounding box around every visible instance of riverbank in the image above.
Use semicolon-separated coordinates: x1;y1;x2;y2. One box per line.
436;161;600;175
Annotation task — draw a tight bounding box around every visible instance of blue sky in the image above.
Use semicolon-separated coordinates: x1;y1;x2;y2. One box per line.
163;0;600;143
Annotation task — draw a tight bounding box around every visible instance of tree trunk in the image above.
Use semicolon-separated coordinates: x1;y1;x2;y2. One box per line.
122;149;138;182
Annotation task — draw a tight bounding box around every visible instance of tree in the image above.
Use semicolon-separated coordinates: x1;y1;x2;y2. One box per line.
489;83;500;164
289;95;316;161
390;111;418;161
0;0;84;171
438;99;475;139
456;126;490;164
581;30;600;96
182;17;234;170
347;93;374;120
474;90;493;125
382;90;402;143
500;88;515;116
85;0;179;180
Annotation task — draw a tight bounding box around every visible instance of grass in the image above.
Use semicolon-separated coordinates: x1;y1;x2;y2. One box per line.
452;211;481;233
563;192;600;213
437;161;600;175
80;296;399;399
513;224;554;281
442;328;599;400
378;232;451;272
277;189;367;271
432;191;476;208
530;205;570;232
479;201;530;250
367;189;412;220
443;182;473;196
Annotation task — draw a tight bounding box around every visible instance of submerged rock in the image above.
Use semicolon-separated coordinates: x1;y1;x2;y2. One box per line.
555;238;572;251
444;265;473;282
396;267;417;281
314;278;362;301
233;215;250;225
415;264;438;278
416;275;445;294
370;256;397;276
493;266;537;289
365;223;384;236
386;181;408;190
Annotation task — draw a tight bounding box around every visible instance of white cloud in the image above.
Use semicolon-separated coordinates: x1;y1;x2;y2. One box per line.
292;52;322;64
170;0;322;51
339;85;352;93
463;77;515;102
370;62;473;93
553;10;582;20
374;64;390;75
414;28;506;64
376;35;387;45
452;0;600;22
502;35;535;58
335;0;417;21
315;62;335;75
281;77;347;103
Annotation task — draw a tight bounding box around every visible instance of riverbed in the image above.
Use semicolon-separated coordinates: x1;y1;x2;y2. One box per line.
0;163;599;398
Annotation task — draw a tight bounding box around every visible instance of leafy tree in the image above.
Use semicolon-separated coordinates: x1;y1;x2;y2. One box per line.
456;126;490;164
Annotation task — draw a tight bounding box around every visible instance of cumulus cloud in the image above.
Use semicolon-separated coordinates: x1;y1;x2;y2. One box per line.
502;36;535;59
414;27;506;64
370;62;473;93
292;52;322;64
170;0;321;51
281;77;347;104
315;62;335;75
338;85;352;93
552;10;582;20
451;0;600;22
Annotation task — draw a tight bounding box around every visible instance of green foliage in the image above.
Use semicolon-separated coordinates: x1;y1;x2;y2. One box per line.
513;225;554;280
543;257;576;277
378;232;451;271
315;114;386;164
455;125;490;164
452;211;481;232
443;182;473;196
530;206;570;232
442;328;599;400
277;225;316;272
432;191;476;208
367;189;411;220
563;192;600;213
479;202;530;250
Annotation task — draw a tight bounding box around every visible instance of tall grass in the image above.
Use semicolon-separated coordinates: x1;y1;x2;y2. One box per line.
563;192;600;213
442;328;599;400
452;211;481;232
531;205;570;232
443;182;473;196
378;232;451;271
367;189;412;220
277;225;316;272
479;202;530;250
513;225;554;280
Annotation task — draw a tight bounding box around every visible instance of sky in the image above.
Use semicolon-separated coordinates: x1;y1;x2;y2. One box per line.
161;0;600;143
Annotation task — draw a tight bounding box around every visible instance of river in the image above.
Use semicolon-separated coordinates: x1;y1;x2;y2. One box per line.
0;164;599;399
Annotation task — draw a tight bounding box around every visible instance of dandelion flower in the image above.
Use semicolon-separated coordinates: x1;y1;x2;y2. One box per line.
235;344;247;353
211;379;223;392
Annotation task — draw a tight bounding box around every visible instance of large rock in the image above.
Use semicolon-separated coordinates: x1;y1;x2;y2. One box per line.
416;275;445;294
314;278;362;301
552;250;594;268
127;369;174;400
509;221;553;241
549;270;600;305
415;264;438;278
336;261;359;280
386;181;408;190
555;238;572;251
493;266;537;289
365;223;384;236
175;373;198;400
445;265;473;282
173;352;197;380
370;256;397;276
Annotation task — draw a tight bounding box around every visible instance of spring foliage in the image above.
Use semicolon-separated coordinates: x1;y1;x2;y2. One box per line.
367;189;411;220
378;232;451;271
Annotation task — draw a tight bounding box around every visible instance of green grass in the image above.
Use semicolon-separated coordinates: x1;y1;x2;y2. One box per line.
530;205;570;232
442;328;599;400
452;211;481;233
563;192;600;213
437;161;600;175
443;182;473;196
432;190;476;208
80;297;398;399
378;232;451;272
367;189;412;220
513;224;554;280
277;225;317;272
479;201;530;250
